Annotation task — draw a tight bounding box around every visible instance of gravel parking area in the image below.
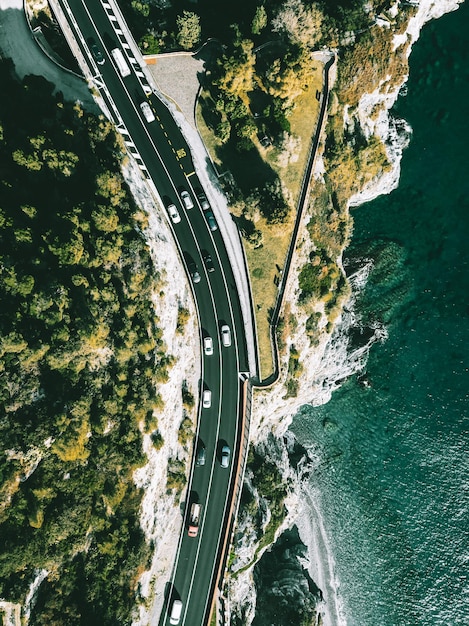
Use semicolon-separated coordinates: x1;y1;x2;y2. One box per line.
146;54;203;128
145;42;220;129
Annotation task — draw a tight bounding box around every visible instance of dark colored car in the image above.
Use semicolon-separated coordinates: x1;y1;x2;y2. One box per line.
188;261;201;284
202;251;215;273
90;41;105;65
204;210;218;232
197;190;210;211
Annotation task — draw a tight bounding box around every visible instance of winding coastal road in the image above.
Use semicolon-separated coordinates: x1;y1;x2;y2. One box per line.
26;0;333;623
50;0;251;624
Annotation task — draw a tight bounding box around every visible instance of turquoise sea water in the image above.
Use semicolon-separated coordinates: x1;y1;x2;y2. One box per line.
291;4;469;625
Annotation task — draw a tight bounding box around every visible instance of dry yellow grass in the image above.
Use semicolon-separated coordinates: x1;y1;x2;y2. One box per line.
196;65;324;379
261;69;323;205
244;216;295;379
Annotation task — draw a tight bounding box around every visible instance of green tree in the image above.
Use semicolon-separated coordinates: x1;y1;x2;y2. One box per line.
261;180;290;224
131;0;149;17
262;45;315;104
234;116;257;151
42;149;79;177
216;119;231;143
176;11;201;50
12;148;42;171
252;5;268;35
215;40;256;99
0;60;168;624
139;33;160;55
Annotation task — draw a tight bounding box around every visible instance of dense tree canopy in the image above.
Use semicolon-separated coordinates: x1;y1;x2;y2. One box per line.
0;61;167;624
176;10;201;50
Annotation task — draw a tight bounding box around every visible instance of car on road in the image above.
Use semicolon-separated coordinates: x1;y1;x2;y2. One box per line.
169;599;182;625
111;47;131;77
140;101;155;123
202;251;215;273
220;324;231;348
204;210;218;232
180;189;194;210
197;190;210;211
202;389;211;409
166;203;181;224
90;41;104;65
196;444;206;466
203;336;213;356
188;502;201;538
220;445;230;468
188;261;201;284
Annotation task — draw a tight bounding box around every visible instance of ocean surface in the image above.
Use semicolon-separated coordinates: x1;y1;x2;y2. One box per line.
290;3;469;626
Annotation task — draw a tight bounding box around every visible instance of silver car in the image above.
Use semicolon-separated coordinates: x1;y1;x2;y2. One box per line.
180;190;194;210
220;445;230;468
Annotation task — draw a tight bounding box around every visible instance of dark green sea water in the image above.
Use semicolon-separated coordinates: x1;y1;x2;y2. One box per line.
291;3;469;625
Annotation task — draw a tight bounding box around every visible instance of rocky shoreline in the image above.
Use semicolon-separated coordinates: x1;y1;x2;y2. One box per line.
226;1;464;624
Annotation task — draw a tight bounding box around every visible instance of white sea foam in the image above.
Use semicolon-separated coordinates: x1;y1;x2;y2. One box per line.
309;264;387;407
297;486;346;626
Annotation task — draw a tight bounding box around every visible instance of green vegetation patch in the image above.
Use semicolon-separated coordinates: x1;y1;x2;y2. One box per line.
197;50;323;378
0;61;170;624
235;445;288;574
283;344;303;398
166;458;187;496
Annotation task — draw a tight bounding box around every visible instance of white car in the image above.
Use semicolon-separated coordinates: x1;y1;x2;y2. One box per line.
202;389;212;409
220;324;231;348
167;203;181;224
180;190;194;210
204;336;213;356
140;101;155;123
169;599;182;625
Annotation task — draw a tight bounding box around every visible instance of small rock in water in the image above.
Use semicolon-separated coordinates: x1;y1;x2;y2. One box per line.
322;418;338;432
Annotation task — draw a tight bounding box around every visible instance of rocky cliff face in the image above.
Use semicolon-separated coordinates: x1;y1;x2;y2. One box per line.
121;161;201;626
227;0;464;624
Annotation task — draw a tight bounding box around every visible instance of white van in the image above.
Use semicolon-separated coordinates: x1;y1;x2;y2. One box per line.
140;101;155;123
111;47;130;77
188;502;201;537
169;599;182;625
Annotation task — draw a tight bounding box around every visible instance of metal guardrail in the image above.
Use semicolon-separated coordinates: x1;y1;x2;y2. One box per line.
204;376;252;626
254;55;335;388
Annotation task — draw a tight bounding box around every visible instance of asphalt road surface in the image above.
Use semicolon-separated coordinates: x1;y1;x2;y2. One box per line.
56;0;250;624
